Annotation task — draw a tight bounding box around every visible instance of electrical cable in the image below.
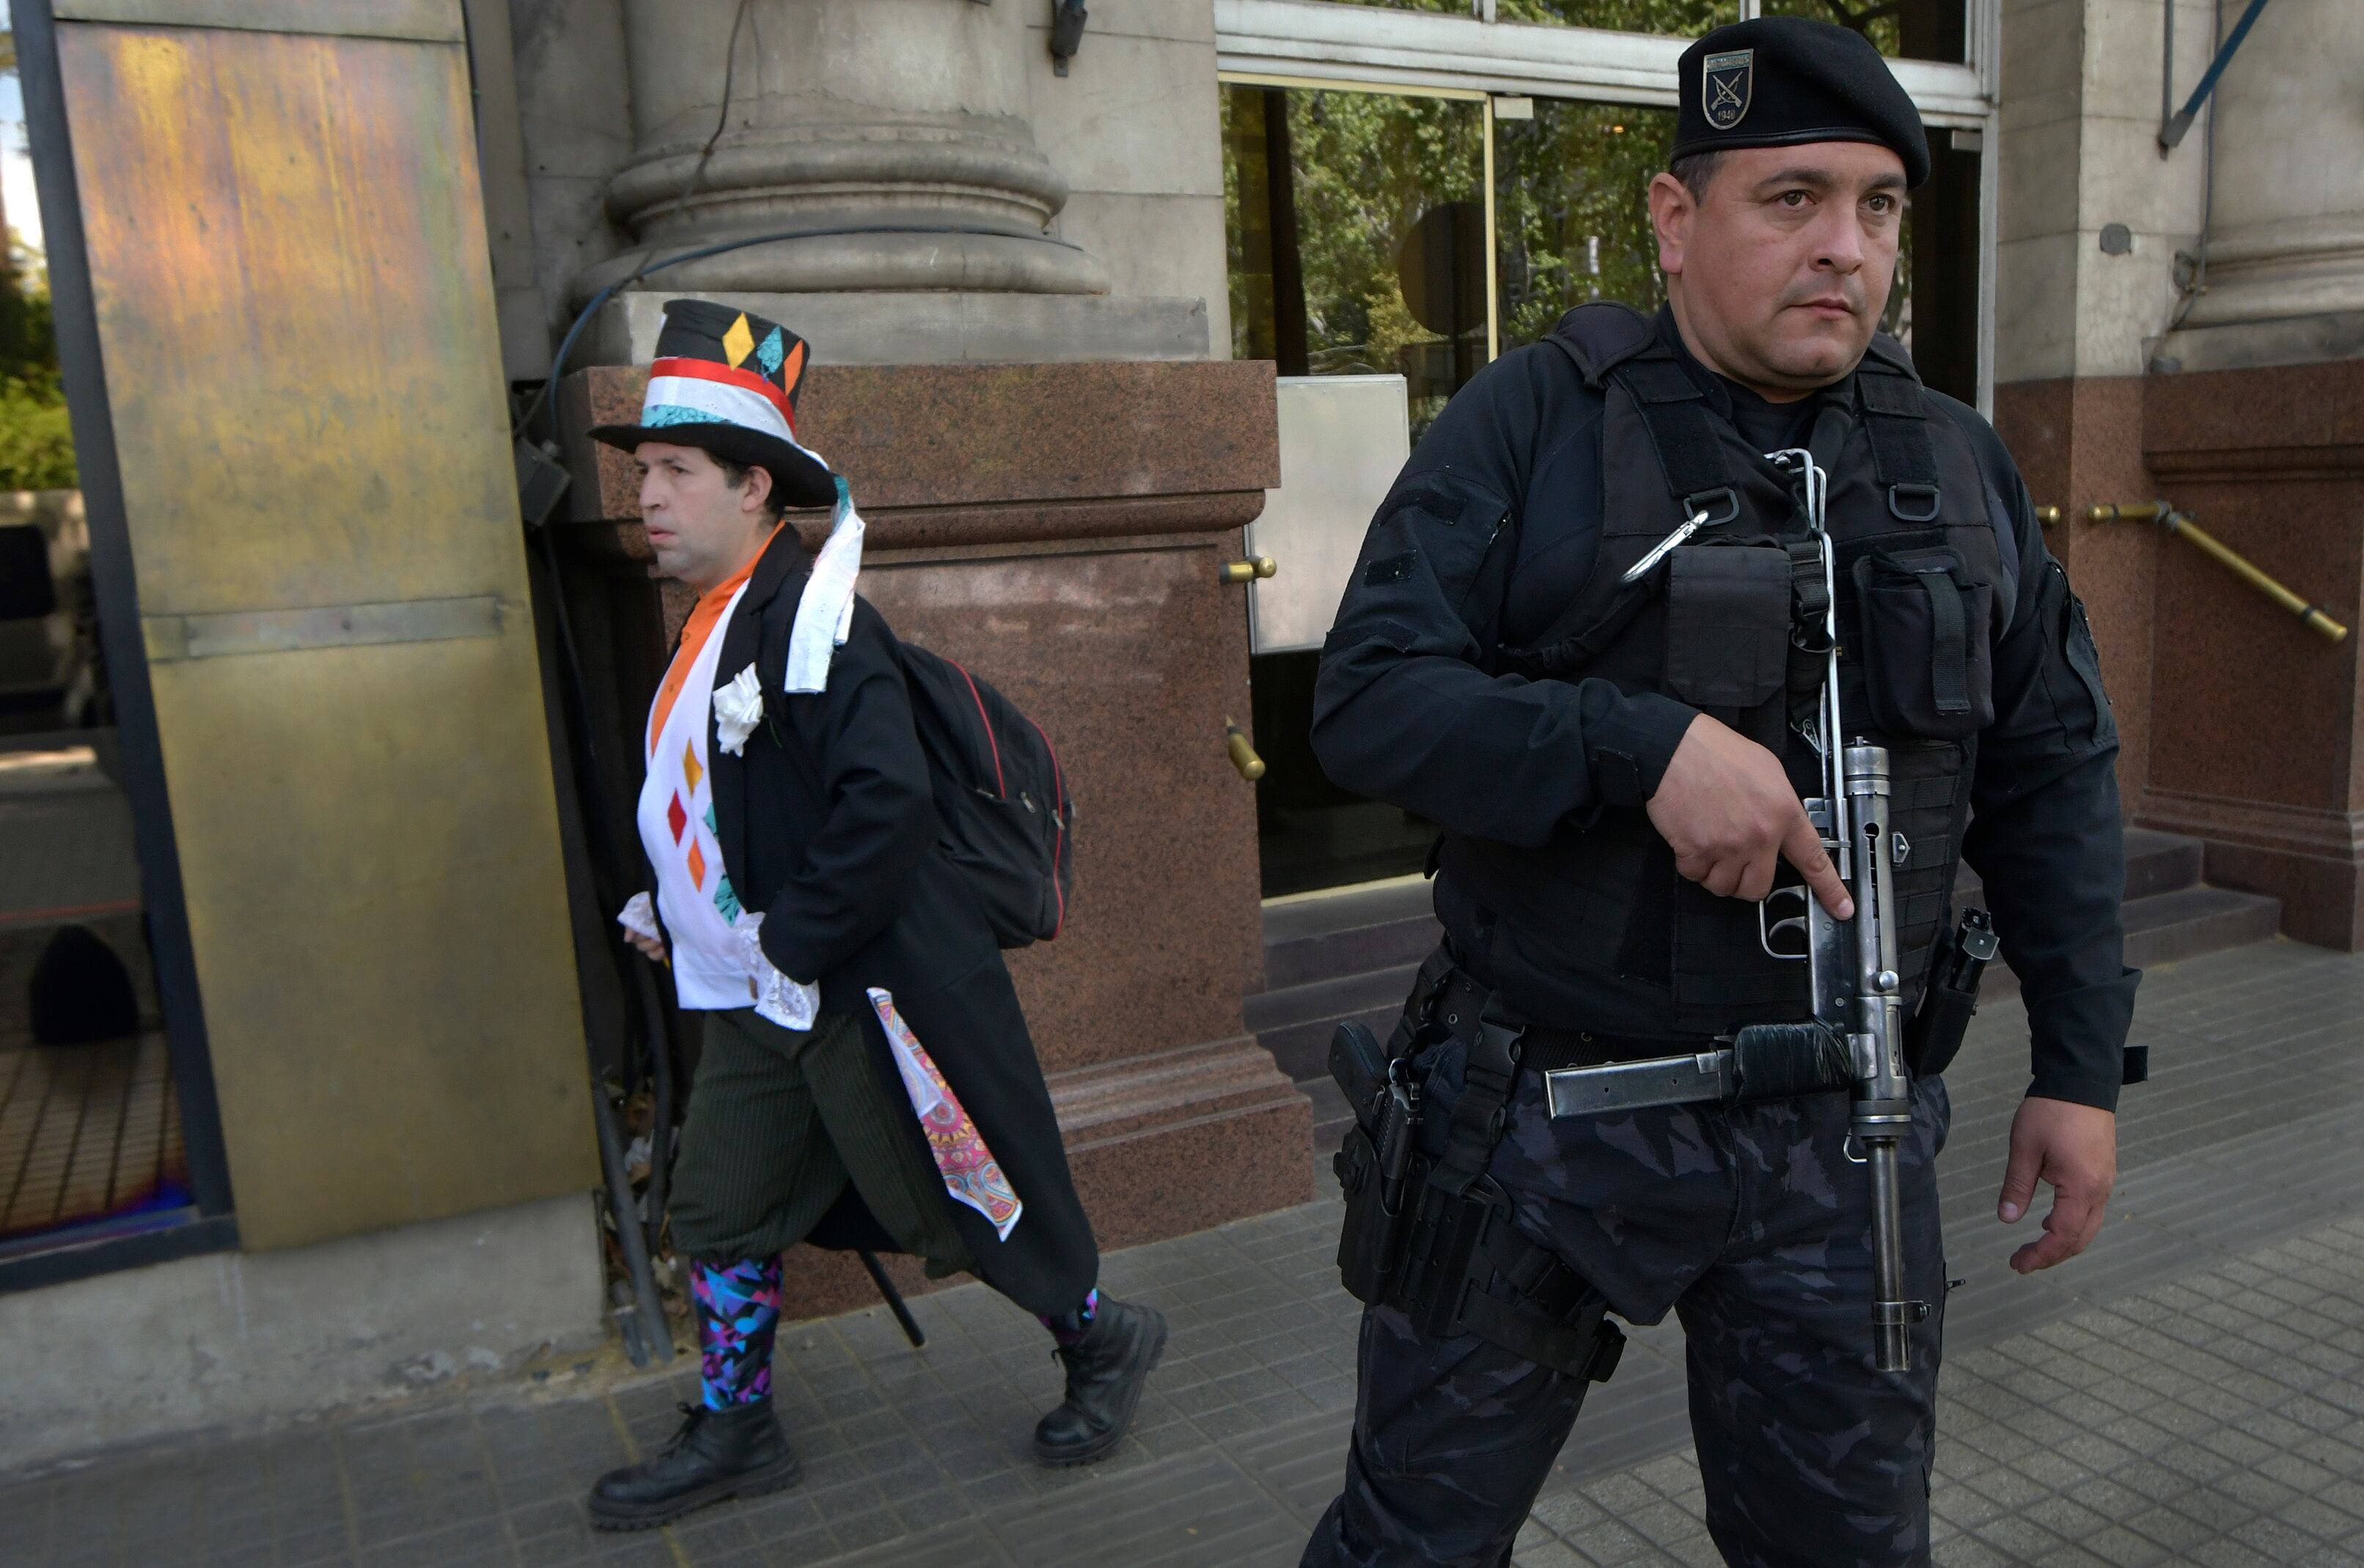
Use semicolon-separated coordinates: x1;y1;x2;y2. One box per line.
2166;0;2222;337
650;0;755;240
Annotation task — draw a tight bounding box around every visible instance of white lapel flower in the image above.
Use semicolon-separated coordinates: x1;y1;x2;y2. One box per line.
713;663;766;757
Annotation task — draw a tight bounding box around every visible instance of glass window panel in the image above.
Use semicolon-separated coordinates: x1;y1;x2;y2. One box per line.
1312;0;1736;34
1224;83;1488;440
1903;125;1982;405
1311;0;1471;13
1493;99;1678;350
1758;0;1968;62
1495;0;1730;35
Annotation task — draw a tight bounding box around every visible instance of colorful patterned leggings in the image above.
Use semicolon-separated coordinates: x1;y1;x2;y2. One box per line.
692;1254;1102;1408
689;1256;784;1410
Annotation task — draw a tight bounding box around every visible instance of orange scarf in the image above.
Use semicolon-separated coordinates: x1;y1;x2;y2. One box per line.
647;528;780;755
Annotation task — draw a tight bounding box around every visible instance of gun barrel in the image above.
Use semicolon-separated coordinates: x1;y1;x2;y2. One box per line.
1867;1141;1916;1371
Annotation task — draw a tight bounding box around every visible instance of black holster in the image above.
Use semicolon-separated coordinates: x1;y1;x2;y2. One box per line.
1329;952;1626;1385
1904;906;1997;1079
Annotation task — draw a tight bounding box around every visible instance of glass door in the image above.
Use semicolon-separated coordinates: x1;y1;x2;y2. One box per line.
1225;81;1489;897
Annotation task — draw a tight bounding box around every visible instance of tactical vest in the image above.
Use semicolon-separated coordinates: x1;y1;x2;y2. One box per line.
1441;304;2015;1039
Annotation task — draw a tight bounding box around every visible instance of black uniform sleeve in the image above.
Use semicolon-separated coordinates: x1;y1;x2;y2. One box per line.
756;597;939;982
1310;350;1699;846
1948;406;2140;1111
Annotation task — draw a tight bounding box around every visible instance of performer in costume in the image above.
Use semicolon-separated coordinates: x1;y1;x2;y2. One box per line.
581;301;1164;1532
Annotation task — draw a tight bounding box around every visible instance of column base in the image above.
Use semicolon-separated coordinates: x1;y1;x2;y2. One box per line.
2139;356;2364;954
2155;309;2364;375
576;290;1210;370
2137;790;2364;951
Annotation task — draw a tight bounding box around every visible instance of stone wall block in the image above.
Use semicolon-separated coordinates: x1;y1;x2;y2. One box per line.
1998;117;2087;246
1996;232;2085;383
1995;375;2157;816
1024;28;1227;201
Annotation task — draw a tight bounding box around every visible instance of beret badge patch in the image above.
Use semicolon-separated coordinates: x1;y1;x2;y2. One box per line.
1703;48;1753;130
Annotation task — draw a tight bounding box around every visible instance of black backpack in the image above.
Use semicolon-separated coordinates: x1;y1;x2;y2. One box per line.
895;644;1076;947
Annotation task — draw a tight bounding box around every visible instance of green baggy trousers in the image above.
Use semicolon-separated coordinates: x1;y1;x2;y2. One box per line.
669;1007;975;1276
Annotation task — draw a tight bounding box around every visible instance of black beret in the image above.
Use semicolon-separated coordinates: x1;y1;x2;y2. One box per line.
1672;17;1930;188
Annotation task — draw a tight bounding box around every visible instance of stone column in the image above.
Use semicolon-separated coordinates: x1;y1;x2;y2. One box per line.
570;0;1207;364
1991;0;2212;818
2159;0;2364;369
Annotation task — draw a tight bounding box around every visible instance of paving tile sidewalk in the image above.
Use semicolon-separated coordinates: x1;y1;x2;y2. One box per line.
7;939;2364;1568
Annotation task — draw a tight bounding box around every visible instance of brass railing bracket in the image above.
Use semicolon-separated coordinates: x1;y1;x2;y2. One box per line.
1219;556;1278;585
1224;718;1266;781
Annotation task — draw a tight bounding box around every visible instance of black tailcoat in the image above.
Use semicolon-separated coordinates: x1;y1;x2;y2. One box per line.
681;526;1098;1315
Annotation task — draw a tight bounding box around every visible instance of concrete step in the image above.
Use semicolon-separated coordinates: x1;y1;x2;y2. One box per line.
2122;883;2283;970
1246;962;1420;1083
1261;875;1439;993
1953;824;2200;910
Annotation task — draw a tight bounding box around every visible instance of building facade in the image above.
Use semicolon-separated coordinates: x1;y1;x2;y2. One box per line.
2;0;2357;1471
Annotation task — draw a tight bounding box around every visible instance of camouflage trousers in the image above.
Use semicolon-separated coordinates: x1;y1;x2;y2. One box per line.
1301;1034;1952;1568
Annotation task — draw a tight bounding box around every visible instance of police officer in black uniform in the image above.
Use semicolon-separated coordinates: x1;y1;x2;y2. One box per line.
1300;18;2139;1568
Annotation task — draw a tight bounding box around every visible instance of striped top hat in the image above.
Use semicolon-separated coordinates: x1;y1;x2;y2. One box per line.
588;299;837;509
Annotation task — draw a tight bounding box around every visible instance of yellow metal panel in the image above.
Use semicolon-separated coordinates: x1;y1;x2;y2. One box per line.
59;21;594;1247
54;0;464;45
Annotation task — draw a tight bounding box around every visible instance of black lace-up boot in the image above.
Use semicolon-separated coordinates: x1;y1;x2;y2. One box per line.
587;1400;801;1530
1032;1295;1169;1466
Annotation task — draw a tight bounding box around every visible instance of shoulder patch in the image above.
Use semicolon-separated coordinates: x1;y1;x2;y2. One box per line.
1364;551;1418;586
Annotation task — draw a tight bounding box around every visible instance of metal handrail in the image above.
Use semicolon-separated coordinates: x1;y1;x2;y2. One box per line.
2089;501;2349;643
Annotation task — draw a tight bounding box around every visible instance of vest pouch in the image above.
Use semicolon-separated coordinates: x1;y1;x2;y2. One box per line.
1851;549;1994;740
1664;545;1791;748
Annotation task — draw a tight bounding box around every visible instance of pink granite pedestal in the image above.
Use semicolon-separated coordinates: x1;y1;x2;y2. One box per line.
554;360;1311;1320
2137;360;2364;950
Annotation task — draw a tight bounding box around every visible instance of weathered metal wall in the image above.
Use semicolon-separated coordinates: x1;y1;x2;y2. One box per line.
51;0;595;1247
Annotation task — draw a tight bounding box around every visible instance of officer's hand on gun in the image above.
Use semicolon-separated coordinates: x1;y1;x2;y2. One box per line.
1648;713;1854;919
1650;713;2118;1278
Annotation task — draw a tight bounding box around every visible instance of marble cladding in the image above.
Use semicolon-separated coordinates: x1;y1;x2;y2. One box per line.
558;360;1277;534
1994;375;2157;817
2137;358;2364;947
552;358;1310;1319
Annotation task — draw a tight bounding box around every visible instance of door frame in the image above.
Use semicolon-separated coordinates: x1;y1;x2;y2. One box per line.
1;0;241;1292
